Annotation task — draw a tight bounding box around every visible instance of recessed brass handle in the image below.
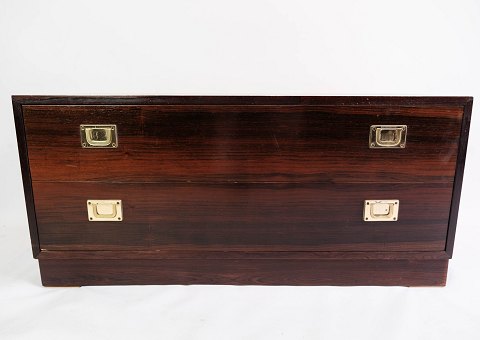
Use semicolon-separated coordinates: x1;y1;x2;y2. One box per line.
364;200;399;222
87;200;123;221
80;125;118;148
369;125;407;148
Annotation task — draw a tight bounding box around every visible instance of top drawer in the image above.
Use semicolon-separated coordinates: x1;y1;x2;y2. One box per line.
23;104;463;183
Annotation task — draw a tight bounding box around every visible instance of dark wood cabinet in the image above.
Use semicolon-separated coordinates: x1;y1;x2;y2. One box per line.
13;96;472;286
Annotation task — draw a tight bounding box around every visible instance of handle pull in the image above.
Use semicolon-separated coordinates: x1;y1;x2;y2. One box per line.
80;125;118;148
369;125;407;148
87;200;123;221
364;200;399;222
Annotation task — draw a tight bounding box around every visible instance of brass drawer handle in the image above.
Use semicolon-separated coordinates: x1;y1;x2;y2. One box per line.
80;125;118;148
369;125;407;148
364;200;399;222
87;200;123;221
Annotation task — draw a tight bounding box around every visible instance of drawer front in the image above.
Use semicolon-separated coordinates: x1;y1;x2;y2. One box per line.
33;182;452;252
24;105;462;183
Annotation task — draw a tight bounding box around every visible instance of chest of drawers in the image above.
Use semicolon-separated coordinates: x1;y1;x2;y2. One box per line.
13;96;472;286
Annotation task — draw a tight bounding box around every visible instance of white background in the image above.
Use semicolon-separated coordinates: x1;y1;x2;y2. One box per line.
1;1;479;339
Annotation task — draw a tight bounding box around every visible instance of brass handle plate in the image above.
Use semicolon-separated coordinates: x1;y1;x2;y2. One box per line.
364;200;399;222
369;125;407;148
87;200;123;221
80;125;118;148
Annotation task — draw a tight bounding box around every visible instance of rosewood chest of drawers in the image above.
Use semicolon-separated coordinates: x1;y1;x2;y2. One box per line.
13;96;472;286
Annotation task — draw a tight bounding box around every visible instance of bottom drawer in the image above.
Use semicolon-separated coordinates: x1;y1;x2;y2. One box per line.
33;182;453;252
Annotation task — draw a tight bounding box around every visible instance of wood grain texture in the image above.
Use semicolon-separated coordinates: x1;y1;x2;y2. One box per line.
33;181;452;252
23;104;462;183
38;256;449;286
